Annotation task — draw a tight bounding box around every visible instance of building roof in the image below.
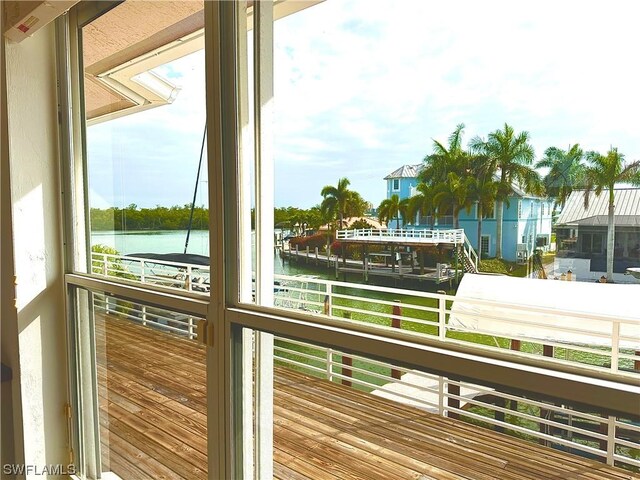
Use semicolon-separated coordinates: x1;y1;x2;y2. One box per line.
384;165;535;198
556;188;640;227
384;164;423;180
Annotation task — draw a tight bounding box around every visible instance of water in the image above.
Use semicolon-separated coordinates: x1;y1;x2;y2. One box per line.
91;230;328;278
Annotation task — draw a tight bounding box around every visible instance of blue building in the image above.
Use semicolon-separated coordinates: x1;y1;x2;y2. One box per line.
384;164;554;262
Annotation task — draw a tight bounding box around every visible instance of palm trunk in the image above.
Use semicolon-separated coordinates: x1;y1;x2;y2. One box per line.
477;205;483;262
496;200;504;259
607;190;615;282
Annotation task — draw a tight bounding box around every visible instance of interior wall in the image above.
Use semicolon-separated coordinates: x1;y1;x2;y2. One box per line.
1;2;23;474
3;20;69;475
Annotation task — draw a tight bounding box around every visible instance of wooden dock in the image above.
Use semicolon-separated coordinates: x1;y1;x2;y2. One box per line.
96;314;636;480
280;247;457;284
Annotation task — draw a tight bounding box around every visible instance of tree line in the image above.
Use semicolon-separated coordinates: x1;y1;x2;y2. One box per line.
90;204;209;231
371;122;640;280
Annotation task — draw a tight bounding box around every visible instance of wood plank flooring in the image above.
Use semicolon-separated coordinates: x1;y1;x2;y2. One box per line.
96;314;637;480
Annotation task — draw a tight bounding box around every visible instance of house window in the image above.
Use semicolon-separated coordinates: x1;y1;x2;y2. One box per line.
483;201;496;220
392;179;400;191
481;235;490;256
518;201;523;219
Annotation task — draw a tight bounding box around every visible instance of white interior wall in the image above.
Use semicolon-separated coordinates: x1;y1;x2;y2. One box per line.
1;3;24;475
3;20;69;477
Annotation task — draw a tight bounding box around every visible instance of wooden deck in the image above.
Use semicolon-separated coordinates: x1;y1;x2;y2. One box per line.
96;314;636;480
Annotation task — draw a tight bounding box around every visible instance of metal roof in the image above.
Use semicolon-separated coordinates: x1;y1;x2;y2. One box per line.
384;164;423;180
556;188;640;226
384;165;535;198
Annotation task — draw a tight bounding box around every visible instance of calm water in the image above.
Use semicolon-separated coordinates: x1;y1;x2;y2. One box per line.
91;230;325;278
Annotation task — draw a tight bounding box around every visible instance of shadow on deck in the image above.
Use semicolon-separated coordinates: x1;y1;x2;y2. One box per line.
96;314;634;480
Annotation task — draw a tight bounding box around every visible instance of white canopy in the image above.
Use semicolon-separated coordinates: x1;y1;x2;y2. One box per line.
450;274;640;349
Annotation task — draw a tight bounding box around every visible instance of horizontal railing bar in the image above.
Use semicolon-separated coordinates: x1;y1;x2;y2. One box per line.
273;348;327;364
443;379;611;424
228;307;640;417
447;327;616;357
67;273;209;316
614;437;640;450
94;297;198;328
614;421;640;433
274;359;326;375
450;311;617;339
446;407;608;458
445;392;608;442
613;455;640;468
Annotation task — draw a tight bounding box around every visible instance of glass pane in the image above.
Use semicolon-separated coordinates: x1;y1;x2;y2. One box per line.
91;291;207;479
81;1;209;292
240;327;640;476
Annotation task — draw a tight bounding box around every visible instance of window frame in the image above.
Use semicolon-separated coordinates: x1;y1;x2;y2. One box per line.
60;3;640;480
481;234;490;256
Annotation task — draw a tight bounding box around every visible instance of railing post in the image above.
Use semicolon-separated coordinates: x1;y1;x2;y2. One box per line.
391;301;402;380
188;316;194;339
141;305;147;326
438;376;445;416
315;246;318;265
342;355;352;387
140;260;145;284
102;253;108;276
306;246;309;264
186;266;192;291
447;381;460;420
326;240;331;267
606;416;616;465
438;295;447;341
105;294;110;315
610;321;620;372
326;348;333;382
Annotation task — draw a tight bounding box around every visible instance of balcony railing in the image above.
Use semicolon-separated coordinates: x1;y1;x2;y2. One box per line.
336;228;465;243
91;294;640;471
89;252;639;375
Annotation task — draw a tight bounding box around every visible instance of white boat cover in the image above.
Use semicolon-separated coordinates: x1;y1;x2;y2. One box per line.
450;274;640;349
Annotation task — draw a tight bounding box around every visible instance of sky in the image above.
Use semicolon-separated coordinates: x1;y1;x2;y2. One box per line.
88;0;640;210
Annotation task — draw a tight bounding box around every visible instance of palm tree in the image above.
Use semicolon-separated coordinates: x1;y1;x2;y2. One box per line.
419;123;468;186
470;124;540;259
320;177;353;229
431;172;473;229
378;194;409;228
467;155;499;261
536;144;585;211
582;148;640;281
407;183;434;228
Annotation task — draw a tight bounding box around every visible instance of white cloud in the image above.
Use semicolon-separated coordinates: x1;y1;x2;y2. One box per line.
89;0;640;209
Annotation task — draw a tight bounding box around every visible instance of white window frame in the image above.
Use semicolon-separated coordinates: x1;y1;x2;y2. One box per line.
60;4;640;480
518;200;523;219
481;234;490;256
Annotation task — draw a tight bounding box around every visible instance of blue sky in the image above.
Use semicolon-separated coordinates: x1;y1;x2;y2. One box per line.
88;0;640;210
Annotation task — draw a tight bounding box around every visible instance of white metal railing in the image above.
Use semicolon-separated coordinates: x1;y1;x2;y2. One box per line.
93;293;200;339
272;274;640;376
90;290;640;471
90;249;639;375
91;252;210;293
273;336;640;470
463;235;479;271
336;228;465;244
